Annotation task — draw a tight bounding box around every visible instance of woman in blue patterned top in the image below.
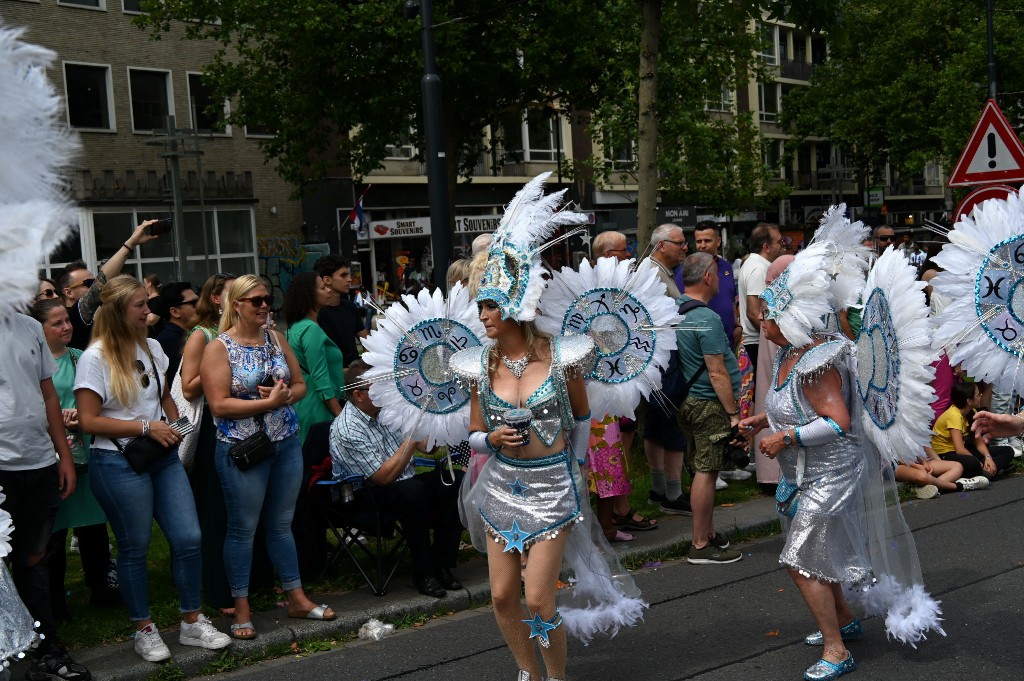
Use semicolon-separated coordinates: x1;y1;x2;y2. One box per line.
201;275;334;640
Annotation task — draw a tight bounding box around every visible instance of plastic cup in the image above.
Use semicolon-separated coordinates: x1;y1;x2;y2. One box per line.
503;408;533;447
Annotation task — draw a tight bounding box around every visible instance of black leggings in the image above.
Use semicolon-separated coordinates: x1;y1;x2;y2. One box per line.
940;444;1014;480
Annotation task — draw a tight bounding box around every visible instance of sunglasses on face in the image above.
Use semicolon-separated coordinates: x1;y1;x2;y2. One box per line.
68;278;95;291
37;288;58;299
134;360;151;389
238;295;273;308
174;298;198;308
877;235;894;242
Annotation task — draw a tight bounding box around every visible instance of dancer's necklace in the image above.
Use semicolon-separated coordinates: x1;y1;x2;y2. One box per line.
500;350;531;379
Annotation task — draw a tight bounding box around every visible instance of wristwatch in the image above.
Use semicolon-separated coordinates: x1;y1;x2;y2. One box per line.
782;431;794;446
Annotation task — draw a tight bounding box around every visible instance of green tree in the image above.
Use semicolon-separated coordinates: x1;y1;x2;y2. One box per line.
569;1;794;248
781;0;1024;184
136;0;609;208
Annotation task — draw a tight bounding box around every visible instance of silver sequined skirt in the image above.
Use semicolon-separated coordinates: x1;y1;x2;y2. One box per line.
478;450;582;551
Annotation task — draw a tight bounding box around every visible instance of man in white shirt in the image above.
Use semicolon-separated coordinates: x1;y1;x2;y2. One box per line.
736;223;784;368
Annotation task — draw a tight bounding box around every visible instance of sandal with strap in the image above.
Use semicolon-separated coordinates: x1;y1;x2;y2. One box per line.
230;622;256;640
613;507;658;531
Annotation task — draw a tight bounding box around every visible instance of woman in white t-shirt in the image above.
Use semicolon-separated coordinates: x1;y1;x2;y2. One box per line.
75;276;231;663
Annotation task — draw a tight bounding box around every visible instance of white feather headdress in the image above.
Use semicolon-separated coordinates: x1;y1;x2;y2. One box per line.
760;242;834;347
931;189;1024;392
0;24;80;321
476;173;590;321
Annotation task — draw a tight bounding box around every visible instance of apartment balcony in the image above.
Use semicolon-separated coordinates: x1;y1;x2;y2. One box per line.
780;58;815;82
71;169;255;203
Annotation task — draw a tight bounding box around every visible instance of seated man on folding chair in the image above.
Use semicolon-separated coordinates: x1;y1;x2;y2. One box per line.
329;360;465;598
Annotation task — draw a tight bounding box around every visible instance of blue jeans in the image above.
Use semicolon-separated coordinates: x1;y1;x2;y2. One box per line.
89;447;201;621
215;434;303;597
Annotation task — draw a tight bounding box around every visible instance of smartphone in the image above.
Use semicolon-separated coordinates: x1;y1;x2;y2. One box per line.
148;217;173;236
169;416;194;437
259;375;276;388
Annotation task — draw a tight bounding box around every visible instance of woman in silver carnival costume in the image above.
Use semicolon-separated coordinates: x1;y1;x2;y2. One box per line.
739;216;944;681
452;174;645;681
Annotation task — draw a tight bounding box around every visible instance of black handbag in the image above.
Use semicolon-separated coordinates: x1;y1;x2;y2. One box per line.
114;351;171;474
228;413;275;471
116;436;171;474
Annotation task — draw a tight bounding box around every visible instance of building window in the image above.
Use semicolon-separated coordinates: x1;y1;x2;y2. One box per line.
39;230;83;282
186;73;229;134
385;127;416;159
58;0;104;8
525;108;558;162
122;0;142;11
91;207;257;283
498;113;524;164
758;22;779;66
64;63;114;130
129;68;172;132
705;82;734;112
604;134;635;170
758;82;780;122
245;125;275;138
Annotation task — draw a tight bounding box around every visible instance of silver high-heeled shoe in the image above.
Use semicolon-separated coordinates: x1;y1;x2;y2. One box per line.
517;672;531;681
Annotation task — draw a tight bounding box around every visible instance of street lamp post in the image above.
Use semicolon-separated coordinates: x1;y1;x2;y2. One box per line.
407;0;452;288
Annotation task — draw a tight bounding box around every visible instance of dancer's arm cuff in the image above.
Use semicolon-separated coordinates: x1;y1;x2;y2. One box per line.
795;417;846;447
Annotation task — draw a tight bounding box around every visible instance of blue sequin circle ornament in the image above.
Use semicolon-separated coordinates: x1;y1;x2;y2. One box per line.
559;287;655;384
856;287;900;430
394;318;481;413
975;233;1024;358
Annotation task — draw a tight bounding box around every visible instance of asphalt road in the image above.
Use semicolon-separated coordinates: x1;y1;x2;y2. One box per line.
210;476;1024;681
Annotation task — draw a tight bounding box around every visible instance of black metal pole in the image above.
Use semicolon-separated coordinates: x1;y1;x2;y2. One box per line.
987;0;997;100
419;0;452;288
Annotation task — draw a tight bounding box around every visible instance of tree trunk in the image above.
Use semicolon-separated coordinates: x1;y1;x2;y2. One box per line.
636;0;662;251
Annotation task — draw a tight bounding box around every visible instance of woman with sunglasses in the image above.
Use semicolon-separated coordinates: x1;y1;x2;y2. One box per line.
37;278;60;301
282;271;343;443
202;275;333;641
28;299;119;621
74;275;231;662
179;272;235;613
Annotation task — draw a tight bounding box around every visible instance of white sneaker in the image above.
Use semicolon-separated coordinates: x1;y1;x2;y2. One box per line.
135;624;171;662
179;613;231;649
957;476;990;491
715;475;728;491
915;484;939;500
720;469;752;481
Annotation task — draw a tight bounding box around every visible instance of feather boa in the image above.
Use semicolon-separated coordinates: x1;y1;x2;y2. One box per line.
845;575;945;648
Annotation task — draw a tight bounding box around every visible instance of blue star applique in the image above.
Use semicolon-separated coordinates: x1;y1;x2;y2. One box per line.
498;519;528;553
522;613;559;644
507;478;529;497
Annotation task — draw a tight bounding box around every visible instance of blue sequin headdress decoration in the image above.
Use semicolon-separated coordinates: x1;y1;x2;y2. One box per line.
476;173;590;321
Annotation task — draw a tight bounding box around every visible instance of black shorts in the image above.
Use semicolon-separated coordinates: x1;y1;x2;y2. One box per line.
0;463;60;558
643;399;688;451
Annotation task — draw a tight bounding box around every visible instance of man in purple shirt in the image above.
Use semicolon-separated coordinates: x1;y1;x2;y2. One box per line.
679;221;737;346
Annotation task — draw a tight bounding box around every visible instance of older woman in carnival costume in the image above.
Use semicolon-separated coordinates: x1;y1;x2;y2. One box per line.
452;174;645;681
739;208;945;681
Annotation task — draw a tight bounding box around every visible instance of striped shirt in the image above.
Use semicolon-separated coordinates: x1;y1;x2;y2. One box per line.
329;400;414;484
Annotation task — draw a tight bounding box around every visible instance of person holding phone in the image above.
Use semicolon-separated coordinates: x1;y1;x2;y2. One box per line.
58;220;162;350
74;276;231;663
201;275;333;641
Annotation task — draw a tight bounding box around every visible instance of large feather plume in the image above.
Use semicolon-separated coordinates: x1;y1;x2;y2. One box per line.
536;257;681;419
811;203;871;311
856;247;937;464
362;283;486;448
0;24;80;321
931;189;1024;393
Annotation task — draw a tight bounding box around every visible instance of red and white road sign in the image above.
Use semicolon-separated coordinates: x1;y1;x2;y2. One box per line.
948;99;1024;187
952;184;1018;225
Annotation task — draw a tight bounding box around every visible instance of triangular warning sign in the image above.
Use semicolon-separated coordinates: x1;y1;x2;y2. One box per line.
948;99;1024;187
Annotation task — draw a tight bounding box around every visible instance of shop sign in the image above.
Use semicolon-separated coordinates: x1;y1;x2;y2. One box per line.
455;214;503;234
369;217;432;240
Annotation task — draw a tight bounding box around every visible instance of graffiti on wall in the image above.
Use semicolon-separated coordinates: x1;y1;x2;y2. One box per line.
257;237;330;310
